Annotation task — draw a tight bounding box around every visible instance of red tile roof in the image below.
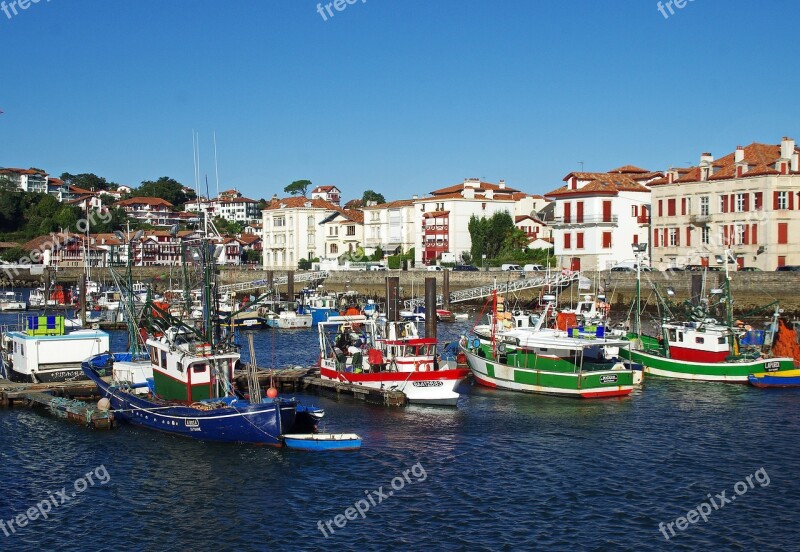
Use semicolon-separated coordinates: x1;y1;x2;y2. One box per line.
430;180;521;195
546;172;652;198
669;141;800;184
423;210;450;218
114;197;174;208
264;196;340;211
608;165;649;174
363;199;415;210
312;185;338;193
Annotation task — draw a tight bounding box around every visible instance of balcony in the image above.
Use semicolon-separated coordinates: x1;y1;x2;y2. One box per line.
689;214;711;226
553;215;618;228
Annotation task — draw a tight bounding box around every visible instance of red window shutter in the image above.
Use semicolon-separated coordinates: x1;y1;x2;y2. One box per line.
577;232;584;249
632;205;638;217
729;195;735;213
658;200;663;217
743;194;749;212
633;234;639;245
686;227;691;247
681;198;687;215
668;199;676;216
675;228;680;246
752;224;757;244
602;232;612;248
774;191;780;209
564;233;571;249
602;201;611;222
755;192;762;210
778;256;786;267
653;231;658;247
723;225;729;244
564;203;571;223
778;223;788;244
790;192;795;210
663;228;668;245
721;197;727;213
743;225;749;245
577;201;584;223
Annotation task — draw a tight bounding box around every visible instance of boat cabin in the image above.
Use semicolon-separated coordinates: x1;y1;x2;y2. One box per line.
662;322;730;363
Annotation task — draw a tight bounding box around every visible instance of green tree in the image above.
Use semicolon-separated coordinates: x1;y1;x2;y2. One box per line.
468;211;515;262
60;172;111;192
362;189;386;206
370;246;384;261
133;177;195;206
284;179;312;197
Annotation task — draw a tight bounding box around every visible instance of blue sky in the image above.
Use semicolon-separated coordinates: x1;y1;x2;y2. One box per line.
1;1;798;202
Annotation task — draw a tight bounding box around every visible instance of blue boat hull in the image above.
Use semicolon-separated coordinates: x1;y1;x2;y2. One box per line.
82;354;297;445
283;434;362;451
748;374;800;388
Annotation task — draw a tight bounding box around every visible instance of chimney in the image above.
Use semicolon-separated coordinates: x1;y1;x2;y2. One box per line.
700;152;714;165
498;179;506;189
411;194;418;200
485;189;494;200
734;146;744;163
464;178;480;189
781;136;795;160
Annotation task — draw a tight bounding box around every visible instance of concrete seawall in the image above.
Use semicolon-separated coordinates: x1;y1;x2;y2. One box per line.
8;266;800;314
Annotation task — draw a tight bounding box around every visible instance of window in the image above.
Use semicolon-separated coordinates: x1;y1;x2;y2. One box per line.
632;205;639;217
346;225;356;236
193;364;207;374
700;196;709;216
754;192;763;210
735;193;745;212
701;227;710;244
576;232;584;249
719;195;727;213
307;233;315;246
602;231;612;249
307;215;315;228
718;337;726;345
329;226;339;236
681;198;687;216
777;191;789;210
330;244;338;254
274;216;285;227
778;222;788;244
686;227;691;247
668;228;678;246
576;201;584;223
695;336;705;344
602;200;612;223
564;233;571;249
735;224;745;245
667;198;676;216
564;203;571;223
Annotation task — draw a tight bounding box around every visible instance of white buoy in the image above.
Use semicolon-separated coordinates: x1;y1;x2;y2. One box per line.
97;398;111;411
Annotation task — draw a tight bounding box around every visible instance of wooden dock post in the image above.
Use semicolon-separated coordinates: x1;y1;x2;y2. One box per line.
386;276;400;322
425;277;437;340
443;269;450;311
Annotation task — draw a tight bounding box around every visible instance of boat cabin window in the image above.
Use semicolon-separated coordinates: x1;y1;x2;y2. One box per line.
176;362;183;373
668;329;677;341
193;364;207;374
677;332;684;342
160;350;167;368
718;337;726;345
20;344;24;355
695;337;704;344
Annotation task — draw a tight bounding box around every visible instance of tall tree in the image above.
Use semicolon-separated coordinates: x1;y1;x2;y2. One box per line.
284;180;312;197
362;189;386;206
60;172;111;192
132;177;195;206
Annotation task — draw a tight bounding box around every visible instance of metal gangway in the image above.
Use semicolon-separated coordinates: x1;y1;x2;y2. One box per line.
218;271;329;294
403;271;580;309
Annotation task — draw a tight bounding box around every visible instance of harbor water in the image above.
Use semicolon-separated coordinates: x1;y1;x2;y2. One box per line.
1;310;799;551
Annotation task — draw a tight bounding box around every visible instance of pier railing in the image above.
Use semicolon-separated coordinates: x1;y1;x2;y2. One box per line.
403;271;580;308
218;271;329;294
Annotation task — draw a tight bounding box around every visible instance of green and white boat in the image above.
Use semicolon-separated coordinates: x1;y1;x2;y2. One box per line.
620;248;796;382
460;296;639;399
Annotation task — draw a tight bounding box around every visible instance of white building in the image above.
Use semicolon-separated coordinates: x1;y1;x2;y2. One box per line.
262;197;340;269
650;137;800;270
186;191;260;225
362;199;416;257
0;168;49;193
311;185;342;206
545;166;659;271
319;209;364;262
414;178;521;265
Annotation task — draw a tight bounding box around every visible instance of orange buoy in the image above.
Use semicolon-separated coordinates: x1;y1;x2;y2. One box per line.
266;387;278;399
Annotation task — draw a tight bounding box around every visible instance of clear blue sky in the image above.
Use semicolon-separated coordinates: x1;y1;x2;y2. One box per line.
1;1;798;202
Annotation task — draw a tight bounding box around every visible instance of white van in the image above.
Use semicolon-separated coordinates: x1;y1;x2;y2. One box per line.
501;264;523;271
426;265;444;271
523;264;545;272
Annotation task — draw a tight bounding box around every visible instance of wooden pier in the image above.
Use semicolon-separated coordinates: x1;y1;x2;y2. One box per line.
0;378;114;429
234;367;407;406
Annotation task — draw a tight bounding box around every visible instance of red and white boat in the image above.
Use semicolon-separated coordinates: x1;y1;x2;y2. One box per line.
317;315;469;406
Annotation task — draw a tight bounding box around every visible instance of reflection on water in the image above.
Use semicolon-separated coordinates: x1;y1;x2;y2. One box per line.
0;313;798;550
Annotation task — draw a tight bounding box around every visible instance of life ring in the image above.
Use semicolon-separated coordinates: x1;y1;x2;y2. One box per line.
498;343;507;354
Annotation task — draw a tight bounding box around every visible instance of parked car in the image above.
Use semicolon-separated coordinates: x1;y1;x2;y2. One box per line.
738;267;762;272
610;265;652;272
523;264;545;272
776;265;800;272
453;265;479;272
369;265;387;271
501;264;523;271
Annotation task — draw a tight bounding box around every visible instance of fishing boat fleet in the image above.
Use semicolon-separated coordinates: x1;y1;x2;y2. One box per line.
2;244;799;451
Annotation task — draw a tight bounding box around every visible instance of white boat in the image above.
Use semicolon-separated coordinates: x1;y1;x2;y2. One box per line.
318;315;470;405
266;310;313;329
0;315;109;383
0;291;26;311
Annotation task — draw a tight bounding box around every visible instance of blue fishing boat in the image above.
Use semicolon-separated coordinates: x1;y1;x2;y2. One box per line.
83;352;299;445
283;433;362;451
748;369;800;388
